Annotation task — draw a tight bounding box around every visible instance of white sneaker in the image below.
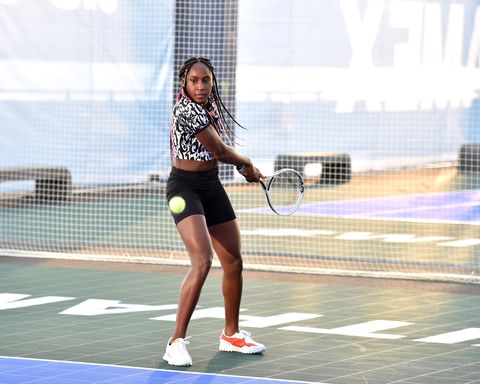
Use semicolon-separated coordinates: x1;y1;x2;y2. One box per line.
219;330;265;354
163;337;192;366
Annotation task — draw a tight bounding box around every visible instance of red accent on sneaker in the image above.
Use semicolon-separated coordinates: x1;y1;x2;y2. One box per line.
221;333;258;348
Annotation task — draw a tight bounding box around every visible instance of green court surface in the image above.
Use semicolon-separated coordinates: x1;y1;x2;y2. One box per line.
1;257;480;384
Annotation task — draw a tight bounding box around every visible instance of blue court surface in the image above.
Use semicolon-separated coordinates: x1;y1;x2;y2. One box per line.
249;190;480;224
0;356;316;384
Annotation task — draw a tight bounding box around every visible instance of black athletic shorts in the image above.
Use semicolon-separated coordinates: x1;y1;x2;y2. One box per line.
165;167;236;227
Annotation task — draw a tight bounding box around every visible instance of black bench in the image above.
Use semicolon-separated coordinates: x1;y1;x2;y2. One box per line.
0;166;72;201
459;144;480;173
274;152;351;185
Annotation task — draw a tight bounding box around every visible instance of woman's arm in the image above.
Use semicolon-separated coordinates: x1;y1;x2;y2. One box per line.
196;125;263;182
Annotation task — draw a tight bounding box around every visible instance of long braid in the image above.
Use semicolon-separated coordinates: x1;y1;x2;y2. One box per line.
177;57;245;141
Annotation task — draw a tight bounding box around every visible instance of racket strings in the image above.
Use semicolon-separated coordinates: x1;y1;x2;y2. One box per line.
267;171;303;214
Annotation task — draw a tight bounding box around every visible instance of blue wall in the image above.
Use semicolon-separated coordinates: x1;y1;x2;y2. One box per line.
0;0;479;188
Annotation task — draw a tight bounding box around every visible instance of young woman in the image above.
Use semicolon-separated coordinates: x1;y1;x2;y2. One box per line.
163;57;265;366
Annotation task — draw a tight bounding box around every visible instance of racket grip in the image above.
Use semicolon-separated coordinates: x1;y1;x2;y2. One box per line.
236;164;248;176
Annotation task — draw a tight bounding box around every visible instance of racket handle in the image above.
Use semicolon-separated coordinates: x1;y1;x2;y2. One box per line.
236;164;248;176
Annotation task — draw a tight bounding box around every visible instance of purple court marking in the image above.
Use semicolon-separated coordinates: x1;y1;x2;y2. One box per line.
243;190;480;225
0;356;320;384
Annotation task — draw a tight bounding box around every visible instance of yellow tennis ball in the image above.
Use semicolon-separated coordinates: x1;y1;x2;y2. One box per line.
169;196;186;214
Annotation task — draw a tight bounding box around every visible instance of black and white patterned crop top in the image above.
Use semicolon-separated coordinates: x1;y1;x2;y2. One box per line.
170;92;220;161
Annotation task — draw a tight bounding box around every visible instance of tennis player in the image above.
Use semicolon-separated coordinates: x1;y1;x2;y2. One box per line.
163;57;265;366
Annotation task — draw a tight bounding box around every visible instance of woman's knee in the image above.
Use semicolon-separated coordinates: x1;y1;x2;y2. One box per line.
190;253;213;276
224;256;243;275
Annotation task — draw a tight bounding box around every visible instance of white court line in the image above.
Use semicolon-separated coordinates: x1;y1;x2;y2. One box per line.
346;200;480;217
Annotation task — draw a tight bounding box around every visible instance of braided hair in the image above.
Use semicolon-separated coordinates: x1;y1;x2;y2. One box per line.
177;57;244;142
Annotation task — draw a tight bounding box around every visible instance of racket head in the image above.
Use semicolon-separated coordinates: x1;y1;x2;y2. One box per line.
261;168;304;215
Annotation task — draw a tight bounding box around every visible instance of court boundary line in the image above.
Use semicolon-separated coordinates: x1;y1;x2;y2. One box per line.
299;213;480;226
0;356;319;384
240;207;480;226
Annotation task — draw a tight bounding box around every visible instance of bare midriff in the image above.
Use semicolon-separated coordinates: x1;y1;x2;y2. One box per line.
173;158;218;172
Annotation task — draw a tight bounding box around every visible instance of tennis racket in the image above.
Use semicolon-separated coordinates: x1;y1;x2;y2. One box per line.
237;166;304;215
